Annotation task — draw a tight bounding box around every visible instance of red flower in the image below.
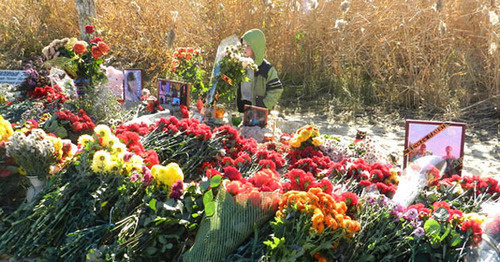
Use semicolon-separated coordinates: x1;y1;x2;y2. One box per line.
432;201;451;212
206;168;221;179
85;25;95;34
341;191;359;206
90;37;103;44
461;220;483;244
226;180;241;195
223;166;243;182
180;105;189;118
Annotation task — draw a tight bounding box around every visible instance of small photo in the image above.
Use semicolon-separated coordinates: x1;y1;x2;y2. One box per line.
243;105;268;128
157;79;190;107
404;120;466;177
123;69;143;102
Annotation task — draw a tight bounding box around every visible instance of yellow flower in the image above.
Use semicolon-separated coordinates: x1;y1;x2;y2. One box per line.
18;166;26;176
154;163;184;187
94;124;112;140
105;161;121;174
290;138;302;148
78;134;94;146
46;136;63;159
110;143;127;156
91;160;106;173
93;150;111;164
103;136;119;149
312;136;324;147
0;115;13;142
130;155;144;166
463;213;487;225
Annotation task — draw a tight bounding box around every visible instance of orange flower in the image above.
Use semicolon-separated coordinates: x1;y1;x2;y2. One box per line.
97;41;110;54
73;41;88;55
91;46;103;59
314;253;327;262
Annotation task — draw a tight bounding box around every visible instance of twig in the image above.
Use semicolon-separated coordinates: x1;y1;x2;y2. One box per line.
460;95;499;112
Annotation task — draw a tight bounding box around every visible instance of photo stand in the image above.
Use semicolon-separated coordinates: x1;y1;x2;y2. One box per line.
243;105;268;128
157;79;190;110
123;69;143;105
404;120;466;177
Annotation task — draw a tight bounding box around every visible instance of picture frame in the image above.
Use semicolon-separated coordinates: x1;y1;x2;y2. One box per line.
157;79;190;107
404;120;466;177
123;69;143;102
243;105;268;128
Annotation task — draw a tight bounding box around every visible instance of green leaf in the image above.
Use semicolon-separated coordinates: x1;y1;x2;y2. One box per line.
449;230;463;247
165;243;174;249
424;219;441;238
101;201;108;208
203;189;213;206
205;201;216;217
163;199;179;211
210;175;222;188
149;198;157;212
200;180;210;191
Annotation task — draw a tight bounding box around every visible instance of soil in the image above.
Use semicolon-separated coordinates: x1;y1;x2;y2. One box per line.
277;101;499;178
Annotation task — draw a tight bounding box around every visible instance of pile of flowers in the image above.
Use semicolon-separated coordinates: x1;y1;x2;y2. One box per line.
43;109;95;139
27;85;68;106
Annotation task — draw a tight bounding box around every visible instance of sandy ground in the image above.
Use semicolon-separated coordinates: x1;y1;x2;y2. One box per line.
276;111;499;178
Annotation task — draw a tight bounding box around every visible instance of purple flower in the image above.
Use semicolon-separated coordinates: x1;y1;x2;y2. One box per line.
141;165;152;187
169;180;184;200
130;171;140;182
412;227;425;238
403;208;419;220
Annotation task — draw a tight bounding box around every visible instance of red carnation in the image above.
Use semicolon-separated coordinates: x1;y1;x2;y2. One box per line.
85;25;95;34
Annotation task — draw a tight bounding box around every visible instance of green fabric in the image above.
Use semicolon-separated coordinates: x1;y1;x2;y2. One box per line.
182;188;276;262
241;29;266;66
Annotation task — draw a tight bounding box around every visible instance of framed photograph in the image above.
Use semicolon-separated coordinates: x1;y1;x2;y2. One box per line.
123;69;143;102
404;120;466;177
243;105;268;128
157;79;190;107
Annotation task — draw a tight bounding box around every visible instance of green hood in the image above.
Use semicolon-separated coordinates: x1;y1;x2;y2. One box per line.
241;29;266;66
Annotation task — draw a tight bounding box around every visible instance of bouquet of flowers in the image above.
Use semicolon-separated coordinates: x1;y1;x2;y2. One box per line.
216;45;258;102
4;129;61;180
43;25;109;87
42;109;95;140
171;47;206;95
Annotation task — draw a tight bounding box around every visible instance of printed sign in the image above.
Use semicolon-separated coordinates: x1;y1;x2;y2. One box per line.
0;70;27;86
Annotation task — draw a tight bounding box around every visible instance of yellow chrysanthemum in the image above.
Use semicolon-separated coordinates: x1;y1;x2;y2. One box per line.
103;135;120;149
46;136;63;159
122;162;142;174
91;160;106;173
463;213;487;225
154;163;184;187
151;165;162;178
312;136;324;147
0;115;13;142
93;150;111;164
78;134;94;146
110;143;127;156
105;161;121;174
94;124;112;140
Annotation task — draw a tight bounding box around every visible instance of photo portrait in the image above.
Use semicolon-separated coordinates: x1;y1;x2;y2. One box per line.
123;69;143;102
157;79;189;107
404;120;466;177
243;105;268;128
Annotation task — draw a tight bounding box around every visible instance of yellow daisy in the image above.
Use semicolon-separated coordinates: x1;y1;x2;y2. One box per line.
91;160;106;173
77;134;94;146
94;124;112;140
105;161;121;174
103;136;120;149
0;115;13;142
110;143;127;156
93;150;111;164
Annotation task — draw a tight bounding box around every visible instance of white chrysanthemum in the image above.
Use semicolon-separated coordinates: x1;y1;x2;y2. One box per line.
30;128;46;140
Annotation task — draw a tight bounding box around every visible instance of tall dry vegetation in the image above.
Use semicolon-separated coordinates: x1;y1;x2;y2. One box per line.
0;0;498;115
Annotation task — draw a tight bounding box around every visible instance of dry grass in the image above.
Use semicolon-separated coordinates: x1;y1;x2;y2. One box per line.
0;0;498;114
